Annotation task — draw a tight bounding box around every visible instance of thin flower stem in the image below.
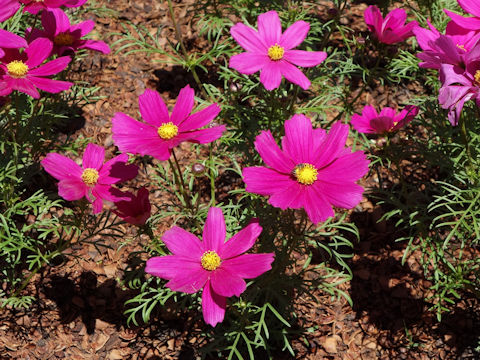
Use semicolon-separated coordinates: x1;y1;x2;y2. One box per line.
171;149;194;212
459;116;474;178
166;0;208;100
209;144;216;206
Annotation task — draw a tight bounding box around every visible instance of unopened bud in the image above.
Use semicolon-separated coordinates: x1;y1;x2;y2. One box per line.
356;37;365;45
327;8;338;17
192;163;205;176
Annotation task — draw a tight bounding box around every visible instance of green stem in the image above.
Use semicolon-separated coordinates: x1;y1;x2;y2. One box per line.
209;144;216;206
171;149;193;212
166;0;208;100
459;116;474;175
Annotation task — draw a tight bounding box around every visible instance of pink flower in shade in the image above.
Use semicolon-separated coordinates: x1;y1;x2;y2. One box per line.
229;10;327;91
413;20;480;69
438;46;480;125
242;115;370;224
113;187;151;226
364;6;418;45
145;207;274;327
112;86;225;161
19;0;87;15
0;29;27;58
445;0;480;31
28;9;110;56
0;38;72;99
41;143;139;214
351;105;419;134
0;0;21;22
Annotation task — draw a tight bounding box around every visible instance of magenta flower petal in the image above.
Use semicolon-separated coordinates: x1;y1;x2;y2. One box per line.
111;112;159;154
71;20;95;37
365;6;416;44
279;20;309;49
254;130;295;173
444;9;480;31
268;180;305;210
162;226;204;259
259;60;283;90
27;77;73;94
277;60;311;90
303;186;335;224
219;220;262;259
98;153;138;184
203;207;226;252
210;267;246;297
113;187;151;226
458;0;480;17
25;38;53;68
313;121;349;169
0;29;27;50
282;114;314;163
145;255;191;280
166;264;209;294
320;181;364;209
202;281;226;327
79;40;110;54
230;22;267;53
41;153;83;180
82;143;105;170
29;56;71;77
179;103;221;132
170;85;195;124
58;178;86;201
229;52;270;75
222;253;274;279
173;126;226;145
0;0;20;22
6;78;40;98
243;167;296;196
258;10;282;45
138;89;170;127
283;50;327;67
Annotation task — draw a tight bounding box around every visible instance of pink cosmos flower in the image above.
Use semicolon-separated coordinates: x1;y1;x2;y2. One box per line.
0;29;27;58
0;0;21;22
0;38;72;98
145;207;274;327
229;10;327;90
364;6;418;45
351;105;419;134
112;86;225;161
41;143;139;213
242;115;370;224
438;45;480;125
445;0;480;31
28;9;110;56
413;20;480;69
19;0;87;15
113;187;151;226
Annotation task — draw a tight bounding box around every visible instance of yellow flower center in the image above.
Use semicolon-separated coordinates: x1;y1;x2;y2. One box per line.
201;250;221;271
54;33;75;46
267;44;284;61
456;44;466;52
475;70;480;86
293;163;318;185
7;61;28;78
157;122;178;140
81;168;99;186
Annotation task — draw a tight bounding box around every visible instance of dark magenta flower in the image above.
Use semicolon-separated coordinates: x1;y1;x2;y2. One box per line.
0;38;72;98
351;105;419;134
364;6;418;45
112;86;224;161
41;143;138;213
113;187;151;226
28;9;110;56
229;10;327;90
146;207;274;327
242;115;370;224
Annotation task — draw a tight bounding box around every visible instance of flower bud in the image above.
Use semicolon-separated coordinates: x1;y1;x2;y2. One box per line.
192;163;205;176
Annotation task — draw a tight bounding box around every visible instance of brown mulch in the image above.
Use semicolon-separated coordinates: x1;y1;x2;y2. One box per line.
1;1;479;359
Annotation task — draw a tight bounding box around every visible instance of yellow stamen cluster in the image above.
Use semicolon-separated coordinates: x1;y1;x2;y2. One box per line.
54;33;75;46
268;44;284;61
157;122;178;140
293;163;318;185
475;70;480;86
456;44;466;52
201;250;221;271
7;61;28;78
81;168;99;186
